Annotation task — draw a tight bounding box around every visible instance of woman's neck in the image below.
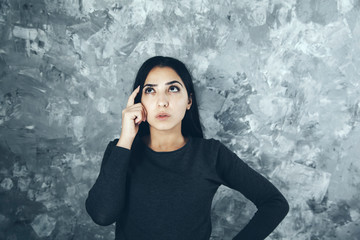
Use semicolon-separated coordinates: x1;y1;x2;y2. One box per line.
142;134;188;152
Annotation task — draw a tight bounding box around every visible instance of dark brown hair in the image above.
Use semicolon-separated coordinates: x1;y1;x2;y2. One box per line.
132;56;204;139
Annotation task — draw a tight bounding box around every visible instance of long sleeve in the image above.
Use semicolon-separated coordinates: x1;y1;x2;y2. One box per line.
215;142;289;240
85;139;132;226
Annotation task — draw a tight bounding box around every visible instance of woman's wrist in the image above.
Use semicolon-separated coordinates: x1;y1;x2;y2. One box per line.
116;136;134;150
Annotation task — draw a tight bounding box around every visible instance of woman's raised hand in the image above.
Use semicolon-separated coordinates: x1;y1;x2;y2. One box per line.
117;86;147;149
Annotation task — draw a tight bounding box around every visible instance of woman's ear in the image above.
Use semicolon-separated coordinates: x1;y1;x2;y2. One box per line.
187;93;193;110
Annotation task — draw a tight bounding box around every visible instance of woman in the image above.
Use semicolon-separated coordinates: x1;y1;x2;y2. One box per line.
85;56;289;240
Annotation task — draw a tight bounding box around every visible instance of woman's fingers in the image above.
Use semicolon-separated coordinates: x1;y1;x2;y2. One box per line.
126;85;140;108
143;106;147;122
140;105;148;124
131;103;147;124
120;87;147;140
142;107;146;122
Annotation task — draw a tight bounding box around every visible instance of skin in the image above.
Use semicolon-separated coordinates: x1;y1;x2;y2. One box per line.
140;66;192;151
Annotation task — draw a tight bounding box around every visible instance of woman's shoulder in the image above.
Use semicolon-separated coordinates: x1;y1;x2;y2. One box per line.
191;136;224;151
192;136;221;143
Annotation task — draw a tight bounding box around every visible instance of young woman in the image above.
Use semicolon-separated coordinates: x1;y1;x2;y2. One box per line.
85;56;289;240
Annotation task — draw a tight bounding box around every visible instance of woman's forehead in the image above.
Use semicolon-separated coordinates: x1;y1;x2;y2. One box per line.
145;67;183;84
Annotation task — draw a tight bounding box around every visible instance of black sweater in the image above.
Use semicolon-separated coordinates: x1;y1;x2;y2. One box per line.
85;136;289;240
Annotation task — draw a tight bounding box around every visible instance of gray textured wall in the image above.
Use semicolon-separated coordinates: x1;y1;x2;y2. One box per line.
0;0;359;239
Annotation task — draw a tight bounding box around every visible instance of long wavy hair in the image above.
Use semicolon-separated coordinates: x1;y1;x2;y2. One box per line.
131;56;204;140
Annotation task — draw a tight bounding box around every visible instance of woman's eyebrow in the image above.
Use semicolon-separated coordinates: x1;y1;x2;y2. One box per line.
143;80;183;88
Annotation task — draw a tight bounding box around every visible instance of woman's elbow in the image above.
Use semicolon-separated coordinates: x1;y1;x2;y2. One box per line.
89;213;117;226
85;198;117;226
279;195;290;218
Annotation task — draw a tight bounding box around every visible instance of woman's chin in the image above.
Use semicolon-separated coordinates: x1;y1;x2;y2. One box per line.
148;122;181;132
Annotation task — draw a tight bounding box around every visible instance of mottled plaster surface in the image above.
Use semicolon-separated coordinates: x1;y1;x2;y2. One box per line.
0;0;359;239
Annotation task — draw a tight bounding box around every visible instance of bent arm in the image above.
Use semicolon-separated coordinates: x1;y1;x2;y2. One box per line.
215;142;289;240
85;139;131;226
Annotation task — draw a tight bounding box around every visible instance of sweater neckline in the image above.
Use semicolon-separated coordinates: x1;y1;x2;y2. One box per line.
142;136;192;154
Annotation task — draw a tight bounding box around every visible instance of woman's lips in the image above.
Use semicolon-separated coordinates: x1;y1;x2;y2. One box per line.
156;113;170;120
156;115;170;120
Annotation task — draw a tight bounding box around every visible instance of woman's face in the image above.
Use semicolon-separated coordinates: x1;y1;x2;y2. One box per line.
141;66;192;133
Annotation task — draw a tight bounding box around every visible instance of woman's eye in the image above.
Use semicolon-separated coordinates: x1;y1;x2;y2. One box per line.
169;86;180;92
144;86;180;94
144;88;154;94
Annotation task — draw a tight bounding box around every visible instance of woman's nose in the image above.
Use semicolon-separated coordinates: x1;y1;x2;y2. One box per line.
157;93;169;107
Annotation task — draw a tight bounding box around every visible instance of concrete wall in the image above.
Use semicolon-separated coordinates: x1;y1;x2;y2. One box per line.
0;0;359;239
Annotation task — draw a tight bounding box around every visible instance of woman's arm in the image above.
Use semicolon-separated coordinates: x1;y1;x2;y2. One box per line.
85;139;131;226
215;141;289;240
